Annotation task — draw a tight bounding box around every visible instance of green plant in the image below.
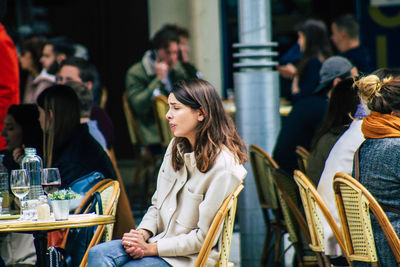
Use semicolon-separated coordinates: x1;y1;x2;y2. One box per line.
48;188;80;200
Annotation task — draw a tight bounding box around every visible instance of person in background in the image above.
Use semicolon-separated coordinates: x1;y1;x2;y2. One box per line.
331;14;374;74
36;84;115;188
125;26;197;147
277;19;332;102
0;0;20;150
306;78;360;185
56;56;101;104
88;79;247;267
1;104;43;171
19;35;54;103
317;69;400;259
40;36;75;79
0;104;42;267
161;24;201;79
64;81;107;149
273;56;357;175
57;57;115;149
352;73;400;266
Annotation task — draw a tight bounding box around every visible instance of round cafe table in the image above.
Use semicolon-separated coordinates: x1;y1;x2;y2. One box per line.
0;214;115;266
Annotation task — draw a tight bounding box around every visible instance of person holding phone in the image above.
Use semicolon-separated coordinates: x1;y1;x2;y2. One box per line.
125;26;198;148
160;24;201;79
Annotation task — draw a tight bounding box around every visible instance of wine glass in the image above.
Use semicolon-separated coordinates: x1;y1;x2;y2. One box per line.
10;169;30;218
41;168;61;195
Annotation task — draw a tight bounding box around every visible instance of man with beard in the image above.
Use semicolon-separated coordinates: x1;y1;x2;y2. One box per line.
40;36;75;80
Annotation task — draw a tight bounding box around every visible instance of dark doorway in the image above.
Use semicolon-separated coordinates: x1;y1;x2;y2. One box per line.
4;0;149;158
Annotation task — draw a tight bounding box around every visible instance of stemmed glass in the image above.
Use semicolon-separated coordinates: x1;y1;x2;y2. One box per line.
10;169;30;219
41;168;61;195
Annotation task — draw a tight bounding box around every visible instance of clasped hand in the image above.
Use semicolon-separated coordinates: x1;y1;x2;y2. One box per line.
122;229;147;259
122;229;158;259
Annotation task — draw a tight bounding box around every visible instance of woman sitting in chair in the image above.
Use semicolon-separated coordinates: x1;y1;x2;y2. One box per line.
36;84;115;188
88;79;248;267
307;78;360;186
354;73;400;266
0;104;43;266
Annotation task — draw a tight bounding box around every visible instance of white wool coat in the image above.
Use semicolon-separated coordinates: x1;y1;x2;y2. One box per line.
138;140;246;267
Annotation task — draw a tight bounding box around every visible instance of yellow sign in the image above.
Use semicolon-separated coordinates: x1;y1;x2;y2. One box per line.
369;6;400;27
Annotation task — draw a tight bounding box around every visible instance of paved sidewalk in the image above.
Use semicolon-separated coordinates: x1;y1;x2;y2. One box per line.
230;232;241;266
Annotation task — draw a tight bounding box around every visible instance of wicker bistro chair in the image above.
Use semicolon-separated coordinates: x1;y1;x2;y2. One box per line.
293;170;351;267
60;179;111;248
272;168;320;266
79;180;120;267
100;86;108;109
249;144;286;266
153;94;173;148
195;183;243;267
333;173;400;266
296;146;310;174
60;179;120;267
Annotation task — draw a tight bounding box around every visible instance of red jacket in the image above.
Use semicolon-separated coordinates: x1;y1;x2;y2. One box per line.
0;24;20;149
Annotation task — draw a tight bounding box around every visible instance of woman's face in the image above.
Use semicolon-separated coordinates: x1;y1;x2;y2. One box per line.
166;93;204;147
1;114;23;151
19;51;33;71
297;31;306;52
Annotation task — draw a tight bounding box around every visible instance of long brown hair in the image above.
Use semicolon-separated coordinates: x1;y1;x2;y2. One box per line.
170;79;248;173
37;85;80;167
296;19;332;78
311;78;359;150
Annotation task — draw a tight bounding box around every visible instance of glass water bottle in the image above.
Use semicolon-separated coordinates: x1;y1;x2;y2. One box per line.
21;148;44;199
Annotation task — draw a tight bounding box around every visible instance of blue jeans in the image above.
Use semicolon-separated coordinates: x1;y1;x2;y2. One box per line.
87;239;171;267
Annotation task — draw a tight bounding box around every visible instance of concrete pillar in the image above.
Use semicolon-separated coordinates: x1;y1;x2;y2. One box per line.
234;0;280;266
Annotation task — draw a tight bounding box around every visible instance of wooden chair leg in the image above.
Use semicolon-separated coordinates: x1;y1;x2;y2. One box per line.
293;243;305;267
274;230;284;267
261;212;272;267
261;232;271;266
320;254;330;267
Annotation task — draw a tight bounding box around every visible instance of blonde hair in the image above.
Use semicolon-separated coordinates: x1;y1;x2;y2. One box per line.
354;74;400;114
